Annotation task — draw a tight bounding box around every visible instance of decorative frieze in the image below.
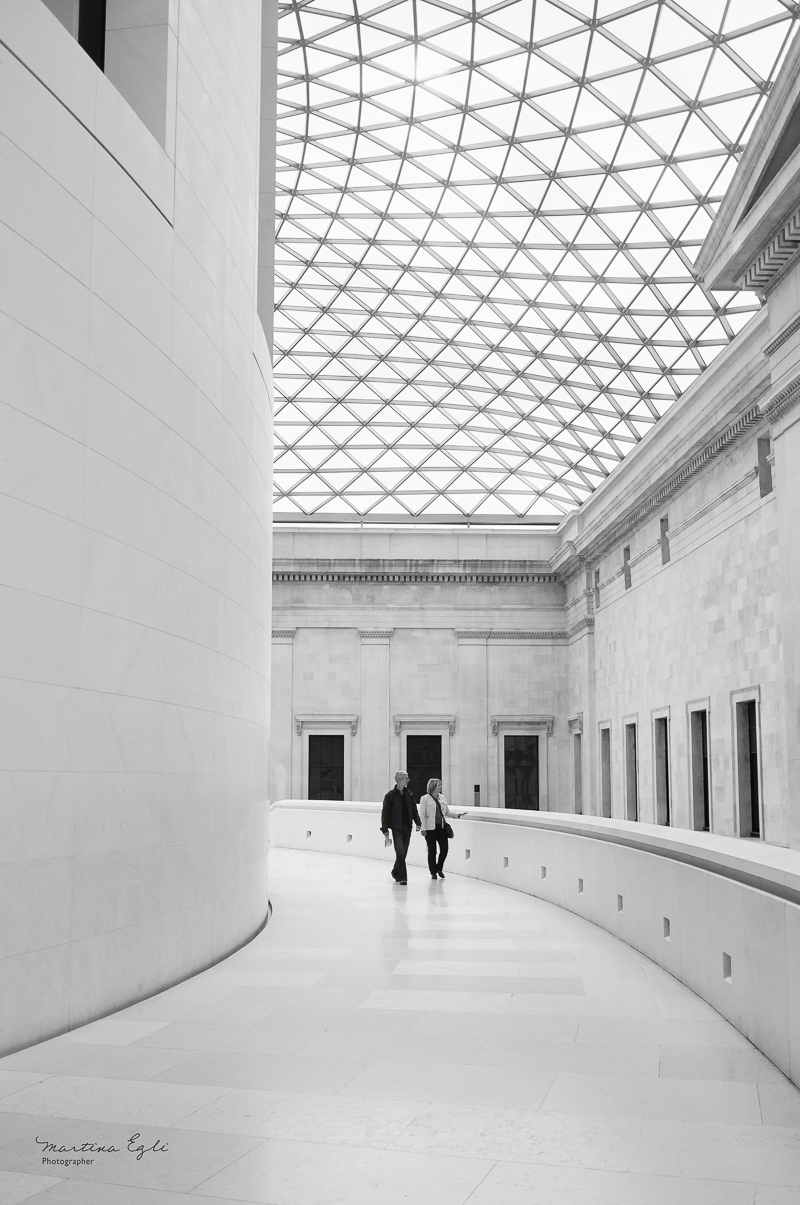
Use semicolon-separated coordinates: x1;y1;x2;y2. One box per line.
743;205;800;292
358;629;394;639
273;561;556;584
272;629;296;640
488;630;568;640
764;312;800;356
761;370;800;422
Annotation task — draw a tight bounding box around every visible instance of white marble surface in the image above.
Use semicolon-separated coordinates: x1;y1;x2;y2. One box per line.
0;0;272;1052
1;847;798;1204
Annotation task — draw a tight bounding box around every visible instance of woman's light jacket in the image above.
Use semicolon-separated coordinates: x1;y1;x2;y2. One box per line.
418;792;452;833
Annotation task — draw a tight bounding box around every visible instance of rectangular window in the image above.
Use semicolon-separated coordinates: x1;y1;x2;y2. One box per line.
735;699;761;837
308;734;344;801
41;0;172;149
599;726;612;817
573;731;583;815
623;546;631;589
624;722;638;821
757;437;773;497
654;715;670;825
504;735;539;810
406;734;442;807
78;0;107;69
41;0;79;36
689;709;710;831
660;515;670;564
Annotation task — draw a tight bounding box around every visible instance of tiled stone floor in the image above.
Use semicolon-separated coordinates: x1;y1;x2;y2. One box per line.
2;847;800;1204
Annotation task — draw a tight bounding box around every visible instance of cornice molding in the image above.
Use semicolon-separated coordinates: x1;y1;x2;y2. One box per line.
762;370;800;422
358;629;394;639
272;629;296;639
295;714;359;736
455;630;491;640
273;560;556;585
764;313;800;357
490;714;554;736
568;713;584;735
560;396;768;576
394;715;456;736
567;617;594;639
488;630;567;640
742;205;800;292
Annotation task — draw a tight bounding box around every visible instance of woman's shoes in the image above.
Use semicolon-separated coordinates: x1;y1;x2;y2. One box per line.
431;874;438;880
437;871;445;878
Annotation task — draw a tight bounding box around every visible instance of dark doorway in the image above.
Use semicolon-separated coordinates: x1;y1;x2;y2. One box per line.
504;734;539;809
573;731;583;814
654;716;670;826
308;734;344;800
406;734;442;805
736;700;760;837
600;726;612;817
690;709;710;831
624;722;638;821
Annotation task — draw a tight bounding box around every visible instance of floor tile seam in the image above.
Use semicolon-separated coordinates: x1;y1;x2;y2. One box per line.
172;1131;272;1198
0;1075;55;1103
34;1046;233;1079
461;1156;500;1204
467;1158;764;1192
386;1138;646;1176
537;1067;771;1091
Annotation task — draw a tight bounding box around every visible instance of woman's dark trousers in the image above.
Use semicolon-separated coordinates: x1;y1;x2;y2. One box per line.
391;827;411;880
425;829;449;875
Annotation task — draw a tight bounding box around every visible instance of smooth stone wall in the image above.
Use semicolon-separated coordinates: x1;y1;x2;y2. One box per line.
0;2;272;1054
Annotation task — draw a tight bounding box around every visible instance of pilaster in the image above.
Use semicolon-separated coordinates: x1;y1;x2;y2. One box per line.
767;390;800;848
360;630;393;801
270;629;295;802
455;631;490;809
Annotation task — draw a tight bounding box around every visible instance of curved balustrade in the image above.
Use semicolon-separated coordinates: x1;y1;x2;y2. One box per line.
271;799;800;1089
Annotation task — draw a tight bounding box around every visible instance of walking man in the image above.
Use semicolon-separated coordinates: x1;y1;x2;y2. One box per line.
381;770;420;885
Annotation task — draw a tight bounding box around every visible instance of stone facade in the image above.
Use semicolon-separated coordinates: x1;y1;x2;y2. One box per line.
270;537;568;810
272;39;800;850
272;259;799;855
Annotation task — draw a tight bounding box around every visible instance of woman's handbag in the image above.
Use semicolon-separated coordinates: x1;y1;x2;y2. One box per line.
444;821;454;839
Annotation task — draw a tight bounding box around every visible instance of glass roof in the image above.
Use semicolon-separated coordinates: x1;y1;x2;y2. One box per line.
274;0;799;521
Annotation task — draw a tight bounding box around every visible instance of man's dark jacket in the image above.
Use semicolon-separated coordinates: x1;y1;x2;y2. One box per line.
381;787;420;834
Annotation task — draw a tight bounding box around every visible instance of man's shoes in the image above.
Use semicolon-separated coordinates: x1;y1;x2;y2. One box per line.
398;879;407;885
437;871;445;878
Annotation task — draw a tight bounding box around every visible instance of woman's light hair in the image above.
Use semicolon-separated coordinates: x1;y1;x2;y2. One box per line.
427;777;442;795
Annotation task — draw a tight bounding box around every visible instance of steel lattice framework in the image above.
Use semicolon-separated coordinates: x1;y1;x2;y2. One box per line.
275;0;800;520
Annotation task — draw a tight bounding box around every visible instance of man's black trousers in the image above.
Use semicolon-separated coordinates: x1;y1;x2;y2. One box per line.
390;827;411;881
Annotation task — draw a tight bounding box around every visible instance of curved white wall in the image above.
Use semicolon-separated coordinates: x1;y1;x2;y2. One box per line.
273;801;800;1089
0;3;272;1053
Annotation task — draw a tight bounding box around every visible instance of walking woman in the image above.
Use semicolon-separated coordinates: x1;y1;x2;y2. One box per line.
419;777;453;880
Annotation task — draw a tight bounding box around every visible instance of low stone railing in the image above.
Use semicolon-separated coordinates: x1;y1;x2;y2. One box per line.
271;798;800;1088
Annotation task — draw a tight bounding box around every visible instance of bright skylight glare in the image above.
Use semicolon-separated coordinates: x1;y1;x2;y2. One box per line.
274;0;800;520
